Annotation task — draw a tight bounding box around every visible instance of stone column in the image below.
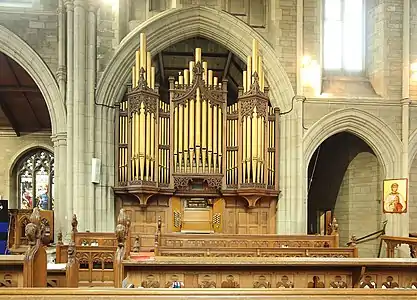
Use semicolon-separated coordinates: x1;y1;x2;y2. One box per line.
86;0;98;231
277;97;306;234
73;0;87;229
57;0;67;101
51;132;67;237
64;0;74;233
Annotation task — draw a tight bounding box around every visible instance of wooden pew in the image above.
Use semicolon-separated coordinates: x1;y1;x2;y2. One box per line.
121;256;417;289
55;212;131;287
0;289;417;300
382;236;417;258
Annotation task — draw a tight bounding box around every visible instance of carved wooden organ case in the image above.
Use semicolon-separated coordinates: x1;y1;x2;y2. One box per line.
114;35;280;235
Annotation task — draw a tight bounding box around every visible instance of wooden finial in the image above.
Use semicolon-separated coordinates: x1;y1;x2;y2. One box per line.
132;236;140;253
330;217;339;235
71;214;78;233
57;230;63;245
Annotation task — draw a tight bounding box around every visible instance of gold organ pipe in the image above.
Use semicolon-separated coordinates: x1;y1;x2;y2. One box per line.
195;87;201;172
208;98;213;172
203;61;208;85
150;113;155;181
252;39;258;77
178;104;184;172
179;74;184;85
135;112;140;179
257;116;262;183
189;98;195;172
184;69;189;85
234;117;238;183
218;107;222;173
201;99;207;172
151;66;155;89
158;102;162;181
139;103;146;180
247;56;252;88
132;66;136;88
146;52;151;86
189;61;195;84
246;116;251;182
146;112;151;180
242;117;247;182
213;105;218;172
252;108;258;183
184;103;189;170
214;77;218;87
243;70;247;93
135;51;140;86
174;106;178;172
208;70;213;86
195;48;202;63
258;56;264;91
140;33;146;70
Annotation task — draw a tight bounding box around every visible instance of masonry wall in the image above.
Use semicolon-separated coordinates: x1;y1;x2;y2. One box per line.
334;152;383;258
0;134;53;208
409;157;417;233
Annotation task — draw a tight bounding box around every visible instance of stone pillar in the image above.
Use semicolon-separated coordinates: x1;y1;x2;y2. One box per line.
86;0;98;231
64;0;74;233
277;97;306;234
51;132;67;237
73;0;87;229
57;0;67;101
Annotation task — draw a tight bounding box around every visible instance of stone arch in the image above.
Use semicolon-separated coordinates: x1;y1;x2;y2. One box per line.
304;108;402;178
0;25;66;135
96;6;294;110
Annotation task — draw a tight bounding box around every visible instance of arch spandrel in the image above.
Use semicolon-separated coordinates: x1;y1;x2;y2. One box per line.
0;25;66;135
303;108;402;178
96;6;294;110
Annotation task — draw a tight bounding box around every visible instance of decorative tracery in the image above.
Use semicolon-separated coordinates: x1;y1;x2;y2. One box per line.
17;149;54;210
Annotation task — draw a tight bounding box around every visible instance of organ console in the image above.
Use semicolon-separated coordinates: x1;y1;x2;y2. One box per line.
115;34;279;234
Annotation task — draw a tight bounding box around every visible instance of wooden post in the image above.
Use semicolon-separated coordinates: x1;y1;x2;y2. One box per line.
114;209;129;288
23;208;47;287
65;240;79;287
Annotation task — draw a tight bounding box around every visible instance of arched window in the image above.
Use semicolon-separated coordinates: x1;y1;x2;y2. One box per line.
17;149;54;210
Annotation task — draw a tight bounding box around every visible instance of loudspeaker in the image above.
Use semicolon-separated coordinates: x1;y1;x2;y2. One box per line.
0;200;8;255
91;158;101;184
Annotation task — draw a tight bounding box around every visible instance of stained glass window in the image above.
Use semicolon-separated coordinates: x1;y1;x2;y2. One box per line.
17;149;54;210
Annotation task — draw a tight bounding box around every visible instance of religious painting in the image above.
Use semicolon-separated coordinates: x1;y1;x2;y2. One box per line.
383;178;408;214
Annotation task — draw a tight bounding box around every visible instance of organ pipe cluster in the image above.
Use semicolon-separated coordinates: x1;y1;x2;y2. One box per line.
117;36;279;192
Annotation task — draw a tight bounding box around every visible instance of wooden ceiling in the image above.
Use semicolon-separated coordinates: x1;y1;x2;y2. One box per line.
154;37;246;104
0;52;51;136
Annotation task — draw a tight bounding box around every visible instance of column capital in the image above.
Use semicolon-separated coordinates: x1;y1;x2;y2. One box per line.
401;98;411;105
56;66;67;82
51;132;67;145
294;95;307;102
74;0;88;9
64;0;74;11
87;0;100;12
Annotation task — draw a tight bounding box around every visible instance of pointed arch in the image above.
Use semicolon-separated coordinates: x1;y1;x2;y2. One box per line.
96;6;294;110
303;108;402;178
0;25;66;135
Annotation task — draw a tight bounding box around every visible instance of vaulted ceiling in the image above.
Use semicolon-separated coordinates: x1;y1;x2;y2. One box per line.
0;52;51;136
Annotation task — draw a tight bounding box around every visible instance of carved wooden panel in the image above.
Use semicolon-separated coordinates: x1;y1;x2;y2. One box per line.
0;272;21;288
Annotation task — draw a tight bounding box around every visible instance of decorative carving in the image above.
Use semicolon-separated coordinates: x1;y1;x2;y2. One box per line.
276;275;294;288
330;217;339;235
141;274;160;288
57;230;63;245
221;275;240;288
128;68;159;115
174;176;191;190
71;214;78;233
381;276;399;289
165;274;184;288
329;275;347;288
307;275;325;288
212;213;221;229
25;208;41;247
0;273;16;287
173;211;182;228
360;275;376;288
205;177;222;190
253;275;271;288
132;236;140;253
198;274;216;288
239;97;268;119
115;209;129;262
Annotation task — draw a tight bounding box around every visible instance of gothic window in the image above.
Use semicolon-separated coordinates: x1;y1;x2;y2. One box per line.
323;0;364;74
17;149;54;210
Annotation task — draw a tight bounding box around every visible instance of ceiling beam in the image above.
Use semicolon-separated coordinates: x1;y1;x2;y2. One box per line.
231;57;244;74
158;52;166;83
162;51;229;58
0;86;40;93
222;52;233;80
0;97;20;137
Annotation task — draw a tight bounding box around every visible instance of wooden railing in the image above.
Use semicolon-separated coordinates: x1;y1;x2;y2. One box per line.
382;236;417;258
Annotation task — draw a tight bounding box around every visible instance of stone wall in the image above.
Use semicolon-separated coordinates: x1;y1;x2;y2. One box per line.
0;134;53;208
334;152;383;258
409;157;417;233
0;0;58;76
